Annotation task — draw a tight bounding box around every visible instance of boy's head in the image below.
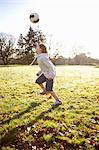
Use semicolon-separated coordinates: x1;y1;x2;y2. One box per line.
36;44;47;54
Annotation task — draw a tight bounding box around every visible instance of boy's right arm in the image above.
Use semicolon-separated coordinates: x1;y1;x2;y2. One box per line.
30;57;37;65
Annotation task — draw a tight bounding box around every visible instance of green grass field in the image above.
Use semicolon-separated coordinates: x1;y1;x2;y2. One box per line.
0;65;99;150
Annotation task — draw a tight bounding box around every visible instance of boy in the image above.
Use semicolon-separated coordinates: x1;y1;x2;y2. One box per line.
35;44;62;106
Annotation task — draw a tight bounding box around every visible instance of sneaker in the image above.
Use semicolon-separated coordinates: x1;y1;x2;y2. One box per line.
52;100;62;107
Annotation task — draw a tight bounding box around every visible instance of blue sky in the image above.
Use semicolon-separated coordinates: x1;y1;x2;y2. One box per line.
0;0;99;58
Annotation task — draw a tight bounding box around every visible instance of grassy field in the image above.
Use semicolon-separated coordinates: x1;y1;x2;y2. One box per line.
0;65;99;150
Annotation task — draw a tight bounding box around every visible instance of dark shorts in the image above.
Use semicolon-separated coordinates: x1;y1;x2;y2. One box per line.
35;74;53;92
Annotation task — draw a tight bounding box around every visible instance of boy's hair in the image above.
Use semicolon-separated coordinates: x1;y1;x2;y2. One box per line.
39;44;47;53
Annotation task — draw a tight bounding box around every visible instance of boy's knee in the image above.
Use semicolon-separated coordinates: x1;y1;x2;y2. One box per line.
46;91;53;94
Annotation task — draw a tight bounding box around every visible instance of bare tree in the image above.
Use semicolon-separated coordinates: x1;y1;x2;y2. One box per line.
0;33;15;65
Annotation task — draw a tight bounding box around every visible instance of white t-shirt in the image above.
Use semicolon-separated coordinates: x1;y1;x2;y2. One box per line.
36;53;56;79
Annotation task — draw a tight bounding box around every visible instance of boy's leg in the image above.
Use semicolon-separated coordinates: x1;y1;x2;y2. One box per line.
46;79;62;105
48;91;59;100
39;84;47;94
46;90;62;106
39;84;45;91
35;74;46;93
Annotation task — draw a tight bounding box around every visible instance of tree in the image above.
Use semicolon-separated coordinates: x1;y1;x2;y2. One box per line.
0;33;15;65
73;53;89;65
17;26;46;64
17;33;25;57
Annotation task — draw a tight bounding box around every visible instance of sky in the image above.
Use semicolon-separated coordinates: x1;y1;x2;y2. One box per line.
0;0;99;58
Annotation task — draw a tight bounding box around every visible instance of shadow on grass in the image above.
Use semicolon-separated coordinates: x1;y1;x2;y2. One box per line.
0;105;58;148
1;101;41;125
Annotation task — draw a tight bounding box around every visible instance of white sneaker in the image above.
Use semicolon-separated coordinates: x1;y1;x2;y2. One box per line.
52;100;62;107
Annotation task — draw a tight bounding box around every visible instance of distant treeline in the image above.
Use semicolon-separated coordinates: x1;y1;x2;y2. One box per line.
52;53;99;66
0;52;99;66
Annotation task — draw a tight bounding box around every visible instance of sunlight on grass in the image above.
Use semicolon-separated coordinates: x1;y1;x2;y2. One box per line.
0;65;99;149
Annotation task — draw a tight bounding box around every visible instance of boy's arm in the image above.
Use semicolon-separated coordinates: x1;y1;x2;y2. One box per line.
30;57;37;65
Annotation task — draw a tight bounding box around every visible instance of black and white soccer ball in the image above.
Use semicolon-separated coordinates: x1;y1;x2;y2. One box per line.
30;13;39;23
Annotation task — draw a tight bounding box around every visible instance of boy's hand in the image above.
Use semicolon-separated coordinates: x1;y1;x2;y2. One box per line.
36;73;39;76
36;71;42;76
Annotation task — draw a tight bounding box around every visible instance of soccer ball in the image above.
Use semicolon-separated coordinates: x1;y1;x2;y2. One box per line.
30;13;39;23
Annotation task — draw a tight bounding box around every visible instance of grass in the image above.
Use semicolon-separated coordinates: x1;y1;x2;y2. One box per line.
0;65;99;150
